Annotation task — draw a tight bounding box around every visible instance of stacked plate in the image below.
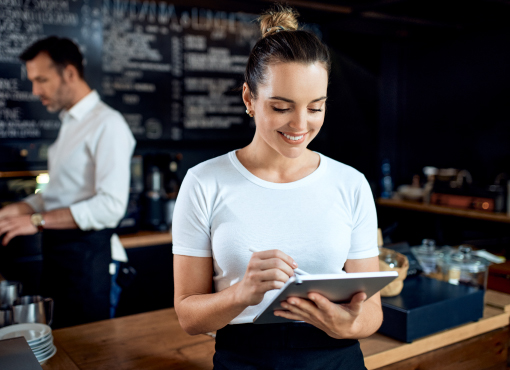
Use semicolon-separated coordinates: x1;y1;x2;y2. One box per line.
0;323;57;364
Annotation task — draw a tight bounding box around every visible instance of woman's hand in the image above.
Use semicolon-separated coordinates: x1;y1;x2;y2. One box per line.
235;249;297;307
274;292;368;339
273;256;383;339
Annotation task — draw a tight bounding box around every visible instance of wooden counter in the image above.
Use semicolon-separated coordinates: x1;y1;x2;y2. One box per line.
41;290;510;370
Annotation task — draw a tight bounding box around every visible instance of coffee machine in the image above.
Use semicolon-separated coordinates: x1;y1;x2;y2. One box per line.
140;153;182;231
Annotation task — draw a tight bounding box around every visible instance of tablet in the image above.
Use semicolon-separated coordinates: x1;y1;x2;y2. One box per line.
253;271;398;324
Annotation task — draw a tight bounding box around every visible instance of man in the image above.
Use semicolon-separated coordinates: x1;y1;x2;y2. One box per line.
0;36;136;328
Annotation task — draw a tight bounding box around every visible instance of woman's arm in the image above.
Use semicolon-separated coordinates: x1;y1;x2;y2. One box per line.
273;256;383;339
174;249;297;335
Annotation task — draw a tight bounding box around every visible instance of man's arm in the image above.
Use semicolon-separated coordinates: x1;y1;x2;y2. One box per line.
0;202;35;219
69;114;135;231
0;207;78;246
42;208;78;229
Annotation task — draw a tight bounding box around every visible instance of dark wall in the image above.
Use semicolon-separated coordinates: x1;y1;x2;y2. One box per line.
379;30;510;189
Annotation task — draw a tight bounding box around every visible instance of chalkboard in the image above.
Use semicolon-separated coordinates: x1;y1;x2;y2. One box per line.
101;2;259;141
0;0;103;140
0;0;260;152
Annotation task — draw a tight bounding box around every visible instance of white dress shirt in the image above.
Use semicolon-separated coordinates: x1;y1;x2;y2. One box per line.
24;90;136;261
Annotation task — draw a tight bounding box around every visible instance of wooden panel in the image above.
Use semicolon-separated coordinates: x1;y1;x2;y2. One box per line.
362;306;510;369
485;289;510;312
119;231;172;249
377;198;510;224
41;343;80;370
52;309;214;370
374;327;508;370
0;170;47;178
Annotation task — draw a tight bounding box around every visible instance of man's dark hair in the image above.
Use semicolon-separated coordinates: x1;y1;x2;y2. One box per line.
19;36;85;79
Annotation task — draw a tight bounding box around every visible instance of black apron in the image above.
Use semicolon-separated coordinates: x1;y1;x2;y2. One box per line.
214;322;367;370
41;228;113;329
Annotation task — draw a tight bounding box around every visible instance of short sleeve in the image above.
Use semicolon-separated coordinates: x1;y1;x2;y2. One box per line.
172;170;212;257
347;176;379;259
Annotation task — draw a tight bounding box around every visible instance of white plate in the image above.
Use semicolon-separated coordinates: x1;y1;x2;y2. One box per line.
30;335;53;351
0;323;51;343
34;342;54;358
37;344;57;364
28;332;52;346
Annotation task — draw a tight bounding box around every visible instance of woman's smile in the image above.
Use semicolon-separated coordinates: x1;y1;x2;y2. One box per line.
277;130;308;144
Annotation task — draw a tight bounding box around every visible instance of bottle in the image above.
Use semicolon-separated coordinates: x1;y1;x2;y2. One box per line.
380;159;393;199
143;165;167;231
165;153;182;228
422;167;438;204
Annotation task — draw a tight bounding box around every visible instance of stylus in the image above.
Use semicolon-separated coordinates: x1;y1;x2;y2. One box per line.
248;246;310;275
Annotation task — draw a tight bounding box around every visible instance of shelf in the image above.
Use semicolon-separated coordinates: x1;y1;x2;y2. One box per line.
377;198;510;224
118;230;172;249
0;170;48;178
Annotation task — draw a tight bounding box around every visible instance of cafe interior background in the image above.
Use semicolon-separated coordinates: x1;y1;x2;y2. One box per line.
0;0;510;319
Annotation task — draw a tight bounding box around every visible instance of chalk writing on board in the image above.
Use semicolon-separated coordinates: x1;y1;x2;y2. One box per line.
0;0;102;142
101;1;258;140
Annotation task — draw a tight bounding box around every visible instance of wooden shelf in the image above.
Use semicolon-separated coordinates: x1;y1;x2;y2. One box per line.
377;198;510;224
0;170;48;178
118;230;172;249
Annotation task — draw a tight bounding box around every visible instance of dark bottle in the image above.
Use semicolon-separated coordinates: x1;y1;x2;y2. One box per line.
380;159;393;199
143;165;168;231
165;153;182;228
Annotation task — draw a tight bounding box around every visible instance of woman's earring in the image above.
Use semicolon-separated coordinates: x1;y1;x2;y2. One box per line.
246;109;254;118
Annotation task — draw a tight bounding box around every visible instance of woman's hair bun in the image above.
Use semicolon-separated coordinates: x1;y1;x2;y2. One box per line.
259;3;299;38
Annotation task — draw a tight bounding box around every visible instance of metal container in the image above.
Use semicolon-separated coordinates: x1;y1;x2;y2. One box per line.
437;245;491;289
0;304;13;328
12;295;53;326
0;280;22;306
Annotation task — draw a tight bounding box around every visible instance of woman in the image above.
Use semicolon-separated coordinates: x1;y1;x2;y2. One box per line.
173;5;381;369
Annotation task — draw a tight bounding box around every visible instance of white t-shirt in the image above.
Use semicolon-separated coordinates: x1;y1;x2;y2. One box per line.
172;150;379;324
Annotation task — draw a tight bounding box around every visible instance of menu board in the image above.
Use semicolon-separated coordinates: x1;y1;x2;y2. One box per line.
101;2;259;141
0;0;259;145
0;0;103;142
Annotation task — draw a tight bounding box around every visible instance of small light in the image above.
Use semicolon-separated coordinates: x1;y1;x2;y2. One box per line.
36;173;50;184
482;202;489;210
20;149;28;157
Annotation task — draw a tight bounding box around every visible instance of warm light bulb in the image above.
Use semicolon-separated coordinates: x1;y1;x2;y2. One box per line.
36;173;50;184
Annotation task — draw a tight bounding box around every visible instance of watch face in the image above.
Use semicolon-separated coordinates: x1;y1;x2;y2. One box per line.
31;213;43;227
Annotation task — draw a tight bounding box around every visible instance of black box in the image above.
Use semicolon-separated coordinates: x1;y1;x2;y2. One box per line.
378;275;485;343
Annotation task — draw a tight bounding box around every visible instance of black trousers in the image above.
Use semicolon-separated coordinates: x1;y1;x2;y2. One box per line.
214;322;367;370
41;229;113;329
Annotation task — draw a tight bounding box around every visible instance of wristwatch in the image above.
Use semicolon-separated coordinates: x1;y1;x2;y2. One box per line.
30;213;45;232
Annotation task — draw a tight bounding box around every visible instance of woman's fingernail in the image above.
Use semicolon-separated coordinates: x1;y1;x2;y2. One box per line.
293;261;298;267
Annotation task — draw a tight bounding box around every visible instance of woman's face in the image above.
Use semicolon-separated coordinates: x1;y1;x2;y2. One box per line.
243;62;328;159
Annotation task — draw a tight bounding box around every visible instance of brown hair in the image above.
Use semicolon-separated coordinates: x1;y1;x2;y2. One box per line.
245;4;331;98
20;36;85;79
